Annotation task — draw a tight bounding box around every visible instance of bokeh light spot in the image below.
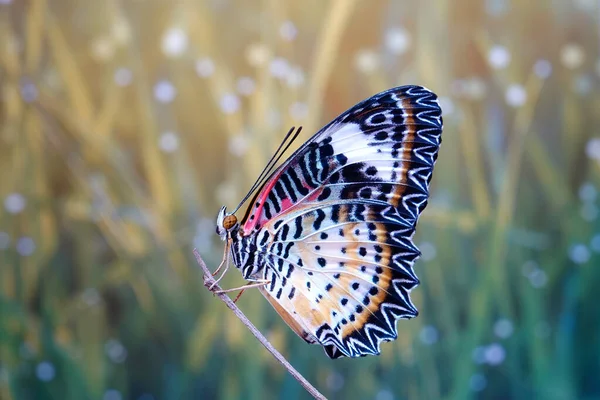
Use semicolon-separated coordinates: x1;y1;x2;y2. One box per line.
469;373;487;392
493;318;514;339
484;343;506;366
236;77;256;96
569;244;591;264
285;66;305;88
561;44;585;69
91;37;115;61
488;45;511;69
355;50;380;73
196;58;215;78
4;192;26;214
505;84;527;107
533;59;552;79
82;288;101;306
103;390;122;400
154;80;176;103
114;68;133;86
229;135;249;157
269;57;290;79
438;96;455;116
105;339;128;363
376;389;395;400
529;269;548;288
419;325;439;345
246;43;271;67
578;182;597;202
219;93;241;114
20;79;38;102
586;138;600;160
36;361;55;382
385;27;411;55
158;132;180;153
419;241;437;262
279;21;297;41
161;27;188;57
16;237;35;256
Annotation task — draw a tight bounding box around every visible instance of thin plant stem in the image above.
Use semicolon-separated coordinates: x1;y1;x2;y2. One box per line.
193;249;327;400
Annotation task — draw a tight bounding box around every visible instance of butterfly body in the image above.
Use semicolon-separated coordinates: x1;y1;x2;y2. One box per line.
216;85;443;358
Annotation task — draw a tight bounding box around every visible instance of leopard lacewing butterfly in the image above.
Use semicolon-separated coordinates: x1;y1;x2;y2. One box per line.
215;85;443;358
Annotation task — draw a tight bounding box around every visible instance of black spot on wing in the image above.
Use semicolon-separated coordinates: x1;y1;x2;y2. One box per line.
287;168;309;196
268;191;281;214
293;216;303;239
279;173;298;202
317;187;332;201
263;202;272;219
280;224;290;240
314;209;326;230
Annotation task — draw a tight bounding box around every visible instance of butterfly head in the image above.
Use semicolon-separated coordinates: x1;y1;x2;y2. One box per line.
215;206;239;241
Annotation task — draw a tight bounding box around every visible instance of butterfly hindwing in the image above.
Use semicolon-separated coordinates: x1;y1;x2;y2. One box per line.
256;202;422;358
236;85;443;358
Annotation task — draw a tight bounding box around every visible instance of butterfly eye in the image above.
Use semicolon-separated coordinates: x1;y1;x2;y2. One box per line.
223;214;238;230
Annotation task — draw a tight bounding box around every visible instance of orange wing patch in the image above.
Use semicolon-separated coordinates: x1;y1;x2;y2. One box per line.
389;98;416;208
258;286;318;344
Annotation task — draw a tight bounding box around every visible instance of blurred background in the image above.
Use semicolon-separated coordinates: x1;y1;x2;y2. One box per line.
1;0;599;399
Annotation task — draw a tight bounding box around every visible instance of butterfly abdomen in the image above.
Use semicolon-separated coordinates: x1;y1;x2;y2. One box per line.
231;230;268;280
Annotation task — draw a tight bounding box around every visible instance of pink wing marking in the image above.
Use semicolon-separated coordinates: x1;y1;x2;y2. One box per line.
241;170;283;233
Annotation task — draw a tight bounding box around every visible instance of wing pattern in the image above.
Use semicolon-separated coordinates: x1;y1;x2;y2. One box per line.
230;85;443;358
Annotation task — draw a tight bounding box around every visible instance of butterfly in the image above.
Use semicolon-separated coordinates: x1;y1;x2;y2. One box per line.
215;85;443;358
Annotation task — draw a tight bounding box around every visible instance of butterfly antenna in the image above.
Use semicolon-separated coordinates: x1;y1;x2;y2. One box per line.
232;126;303;214
250;126;303;195
260;126;303;183
241;126;296;197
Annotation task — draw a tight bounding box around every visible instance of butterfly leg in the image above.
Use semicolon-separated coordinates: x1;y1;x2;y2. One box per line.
214;279;270;295
233;289;246;303
211;238;231;276
209;239;232;291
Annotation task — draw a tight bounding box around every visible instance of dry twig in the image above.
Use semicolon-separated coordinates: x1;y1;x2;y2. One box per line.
193;249;327;400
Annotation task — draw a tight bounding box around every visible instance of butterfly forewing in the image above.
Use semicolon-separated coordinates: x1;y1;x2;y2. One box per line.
234;85;442;358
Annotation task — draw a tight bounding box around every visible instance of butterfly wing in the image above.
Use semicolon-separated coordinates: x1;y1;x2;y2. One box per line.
241;85;442;358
